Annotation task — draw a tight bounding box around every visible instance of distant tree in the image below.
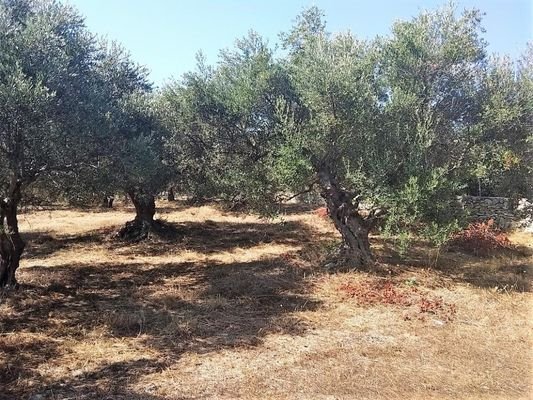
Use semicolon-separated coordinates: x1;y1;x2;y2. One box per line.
112;92;174;240
158;56;219;203
167;186;175;202
0;0;105;287
29;42;171;240
160;33;295;210
467;46;533;198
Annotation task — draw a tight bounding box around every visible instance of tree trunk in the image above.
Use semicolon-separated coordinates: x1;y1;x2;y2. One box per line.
116;190;156;241
318;167;373;267
167;187;175;202
130;191;155;222
0;182;25;288
101;194;114;208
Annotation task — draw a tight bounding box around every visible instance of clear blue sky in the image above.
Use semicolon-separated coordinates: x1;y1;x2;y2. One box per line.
67;0;532;86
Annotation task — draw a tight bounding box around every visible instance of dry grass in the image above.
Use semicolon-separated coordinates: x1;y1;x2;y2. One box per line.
1;201;532;399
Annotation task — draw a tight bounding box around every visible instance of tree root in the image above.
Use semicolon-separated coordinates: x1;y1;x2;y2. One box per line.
323;245;374;272
115;219;177;242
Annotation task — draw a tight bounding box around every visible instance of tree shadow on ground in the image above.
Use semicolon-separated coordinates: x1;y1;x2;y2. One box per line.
23;219;312;260
7;202;530;398
22;229;112;259
1;251;319;399
0;333;61;400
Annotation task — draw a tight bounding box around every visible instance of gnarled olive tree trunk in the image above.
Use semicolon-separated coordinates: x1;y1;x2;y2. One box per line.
0;182;25;288
117;189;156;241
130;190;156;222
318;167;373;267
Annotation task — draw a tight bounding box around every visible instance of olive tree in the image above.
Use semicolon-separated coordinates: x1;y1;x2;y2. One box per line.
29;42;170;241
112;91;174;240
375;6;488;247
0;0;105;287
160;32;295;210
273;5;489;265
25;42;154;210
274;8;384;265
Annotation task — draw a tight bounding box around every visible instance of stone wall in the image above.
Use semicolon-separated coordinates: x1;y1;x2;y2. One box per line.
458;195;515;229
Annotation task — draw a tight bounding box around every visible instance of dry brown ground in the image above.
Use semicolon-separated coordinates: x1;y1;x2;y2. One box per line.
1;201;532;400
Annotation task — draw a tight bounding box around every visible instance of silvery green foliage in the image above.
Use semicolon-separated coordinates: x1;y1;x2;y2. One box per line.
161;32;296;212
110;90;173;196
373;6;490;238
276;7;382;193
0;0;104;200
161;5;512;248
466;46;533;198
274;6;480;235
0;0;163;205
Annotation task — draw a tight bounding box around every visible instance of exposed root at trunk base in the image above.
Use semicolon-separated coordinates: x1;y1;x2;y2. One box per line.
323;245;375;272
115;219;178;242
